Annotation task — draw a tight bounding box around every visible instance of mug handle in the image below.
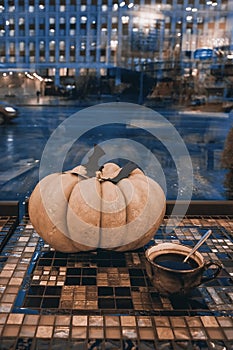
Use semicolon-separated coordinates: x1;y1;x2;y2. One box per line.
201;260;222;284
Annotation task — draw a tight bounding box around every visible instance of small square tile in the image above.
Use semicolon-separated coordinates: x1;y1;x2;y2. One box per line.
157;327;174;340
170;317;186;328
189;327;207;340
3;325;20;337
120;316;136;326
173;328;190;340
89;316;103;326
105;327;121;339
55;315;71;326
19;325;36;337
7;313;24;324
154;317;170;327
137;316;152;327
39;315;55;325
24;315;40;325
105;316;120;327
224;328;233;340
71;326;87;339
89;327;104;339
36;326;53;338
201;316;219;327
206;328;225;339
122;327;137;339
72;315;88;326
139;328;155;340
218;317;233;327
53;326;70;338
0;314;8;324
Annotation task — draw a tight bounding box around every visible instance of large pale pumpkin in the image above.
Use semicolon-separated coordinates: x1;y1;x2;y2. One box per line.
29;161;166;252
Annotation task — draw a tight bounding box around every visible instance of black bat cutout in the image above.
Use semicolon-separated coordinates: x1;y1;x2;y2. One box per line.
84;144;105;177
102;162;138;184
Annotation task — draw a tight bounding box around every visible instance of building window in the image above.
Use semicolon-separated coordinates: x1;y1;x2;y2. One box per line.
0;43;5;62
70;16;76;34
29;42;35;52
70;0;76;10
18;0;24;10
70;44;75;62
59;17;66;35
39;1;45;10
49;17;56;35
39;18;45;35
70;16;76;24
49;0;56;11
39;40;45;62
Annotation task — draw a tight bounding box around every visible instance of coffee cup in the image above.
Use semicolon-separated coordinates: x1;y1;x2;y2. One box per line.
145;242;222;296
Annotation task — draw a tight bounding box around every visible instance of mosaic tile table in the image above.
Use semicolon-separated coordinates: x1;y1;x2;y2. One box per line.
0;214;233;350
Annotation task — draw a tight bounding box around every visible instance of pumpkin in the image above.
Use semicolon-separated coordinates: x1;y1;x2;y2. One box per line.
29;157;166;252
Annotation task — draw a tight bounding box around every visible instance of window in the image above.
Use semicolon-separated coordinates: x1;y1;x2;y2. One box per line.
39;1;45;10
39;40;45;62
70;43;75;62
49;17;56;35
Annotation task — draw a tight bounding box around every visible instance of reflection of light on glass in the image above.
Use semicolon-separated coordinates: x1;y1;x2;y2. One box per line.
128;3;134;8
7;135;14;142
113;3;118;10
119;1;125;7
121;16;129;24
192;7;198;12
110;40;118;49
33;73;43;82
6;131;15;156
186;15;193;21
186;6;192;11
212;2;218;5
5;107;16;113
192;68;198;76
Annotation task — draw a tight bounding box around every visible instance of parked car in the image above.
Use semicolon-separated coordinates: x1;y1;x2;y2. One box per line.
0;101;19;125
190;96;207;106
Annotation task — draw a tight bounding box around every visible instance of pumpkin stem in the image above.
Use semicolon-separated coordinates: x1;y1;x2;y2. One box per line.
96;162;138;184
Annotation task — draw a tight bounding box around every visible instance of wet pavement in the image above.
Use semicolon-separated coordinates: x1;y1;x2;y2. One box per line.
0;98;232;218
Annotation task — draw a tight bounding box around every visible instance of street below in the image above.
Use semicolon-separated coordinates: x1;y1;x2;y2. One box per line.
0;102;232;218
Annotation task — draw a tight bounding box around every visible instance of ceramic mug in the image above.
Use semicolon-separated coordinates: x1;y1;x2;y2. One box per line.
145;242;222;296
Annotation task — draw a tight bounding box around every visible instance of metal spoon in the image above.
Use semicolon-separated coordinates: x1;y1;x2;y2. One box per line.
183;229;212;263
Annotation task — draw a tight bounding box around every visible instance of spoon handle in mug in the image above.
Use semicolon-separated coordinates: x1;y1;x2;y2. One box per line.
183;229;212;263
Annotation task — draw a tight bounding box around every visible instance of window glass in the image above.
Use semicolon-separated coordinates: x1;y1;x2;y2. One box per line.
0;0;232;205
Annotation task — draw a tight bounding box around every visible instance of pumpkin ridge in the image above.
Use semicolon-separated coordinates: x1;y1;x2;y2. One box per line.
99;176;104;248
65;173;85;242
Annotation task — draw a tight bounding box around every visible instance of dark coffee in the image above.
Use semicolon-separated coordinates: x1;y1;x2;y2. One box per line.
153;253;199;271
